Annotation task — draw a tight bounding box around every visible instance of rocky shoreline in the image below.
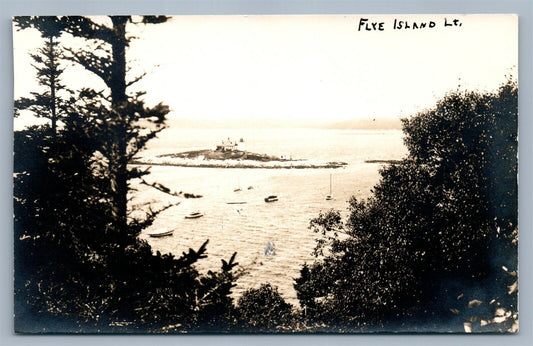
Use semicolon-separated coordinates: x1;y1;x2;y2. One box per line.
364;159;403;164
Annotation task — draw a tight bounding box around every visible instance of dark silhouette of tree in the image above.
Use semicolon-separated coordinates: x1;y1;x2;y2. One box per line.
14;16;241;333
14;115;240;331
295;78;518;332
16;16;172;232
14;17;69;134
57;15;169;232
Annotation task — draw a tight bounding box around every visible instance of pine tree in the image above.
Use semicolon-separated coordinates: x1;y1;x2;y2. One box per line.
58;16;170;233
15;15;170;233
14;17;69;134
14;16;240;332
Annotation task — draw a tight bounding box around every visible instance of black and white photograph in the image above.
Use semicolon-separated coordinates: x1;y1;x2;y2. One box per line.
12;14;518;334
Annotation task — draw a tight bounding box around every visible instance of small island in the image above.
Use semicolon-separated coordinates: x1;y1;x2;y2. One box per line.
364;159;403;164
132;138;347;169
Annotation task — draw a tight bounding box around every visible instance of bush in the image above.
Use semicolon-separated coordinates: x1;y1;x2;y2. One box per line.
295;79;518;332
235;283;295;332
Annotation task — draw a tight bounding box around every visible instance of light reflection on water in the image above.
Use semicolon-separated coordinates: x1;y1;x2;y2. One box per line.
132;128;407;305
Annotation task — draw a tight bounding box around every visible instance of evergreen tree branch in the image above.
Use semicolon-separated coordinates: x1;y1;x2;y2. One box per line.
126;72;147;88
63;47;112;86
61;16;116;41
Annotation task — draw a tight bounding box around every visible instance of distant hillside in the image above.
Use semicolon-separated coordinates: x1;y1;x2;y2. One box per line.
167;116;402;130
324;118;402;130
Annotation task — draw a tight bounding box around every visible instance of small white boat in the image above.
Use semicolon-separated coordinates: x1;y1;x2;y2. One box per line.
185;211;204;219
264;195;278;203
326;173;333;200
148;228;173;238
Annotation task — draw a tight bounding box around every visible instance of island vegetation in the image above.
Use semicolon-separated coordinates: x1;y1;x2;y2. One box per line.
162;148;292;162
13;15;517;334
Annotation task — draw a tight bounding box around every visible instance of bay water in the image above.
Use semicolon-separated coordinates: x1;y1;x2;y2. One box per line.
131;126;407;305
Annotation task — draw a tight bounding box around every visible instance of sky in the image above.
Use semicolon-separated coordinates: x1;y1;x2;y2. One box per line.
13;14;517;127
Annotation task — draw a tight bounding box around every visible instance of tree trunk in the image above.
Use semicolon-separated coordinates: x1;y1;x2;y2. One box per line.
109;16;129;232
48;35;57;134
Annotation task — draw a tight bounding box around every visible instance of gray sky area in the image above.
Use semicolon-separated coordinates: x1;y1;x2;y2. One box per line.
13;14;517;129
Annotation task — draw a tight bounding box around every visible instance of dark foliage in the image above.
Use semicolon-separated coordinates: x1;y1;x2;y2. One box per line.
14;16;239;333
235;283;295;332
295;79;518;332
13;113;240;332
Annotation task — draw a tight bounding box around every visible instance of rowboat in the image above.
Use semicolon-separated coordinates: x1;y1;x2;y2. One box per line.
185;211;204;219
264;195;278;203
148;228;173;238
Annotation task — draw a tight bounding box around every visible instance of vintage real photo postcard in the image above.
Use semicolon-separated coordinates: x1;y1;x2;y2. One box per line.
13;14;518;333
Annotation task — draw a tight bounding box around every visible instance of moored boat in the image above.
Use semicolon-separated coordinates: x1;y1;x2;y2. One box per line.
325;173;333;200
148;228;173;238
264;195;278;202
185;211;204;219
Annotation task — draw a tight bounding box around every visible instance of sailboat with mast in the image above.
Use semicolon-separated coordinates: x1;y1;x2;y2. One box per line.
326;173;333;200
